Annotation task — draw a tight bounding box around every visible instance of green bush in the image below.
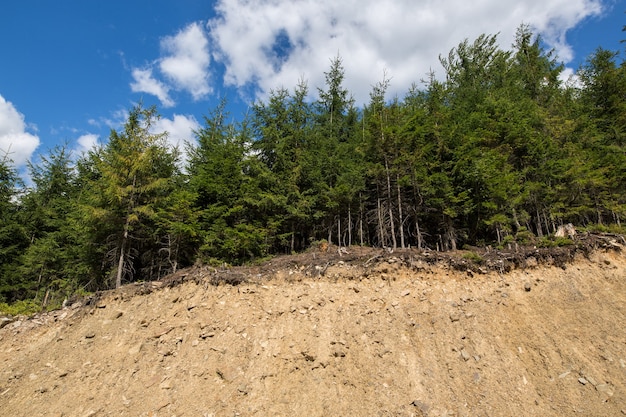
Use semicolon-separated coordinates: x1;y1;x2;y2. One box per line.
515;227;536;245
462;251;484;264
0;299;41;316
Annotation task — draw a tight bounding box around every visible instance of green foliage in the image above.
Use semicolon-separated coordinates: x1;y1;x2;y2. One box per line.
515;227;536;246
0;299;41;316
2;23;626;304
80;104;181;288
462;251;484;264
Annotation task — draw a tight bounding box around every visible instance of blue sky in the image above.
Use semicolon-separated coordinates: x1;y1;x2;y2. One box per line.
0;0;624;173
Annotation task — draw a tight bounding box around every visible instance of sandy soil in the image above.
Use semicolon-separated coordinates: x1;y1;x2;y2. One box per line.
0;241;625;417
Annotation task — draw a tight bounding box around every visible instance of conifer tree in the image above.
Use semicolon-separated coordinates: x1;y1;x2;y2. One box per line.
83;104;178;288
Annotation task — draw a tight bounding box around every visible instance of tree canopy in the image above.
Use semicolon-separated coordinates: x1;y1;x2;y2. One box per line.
2;24;625;311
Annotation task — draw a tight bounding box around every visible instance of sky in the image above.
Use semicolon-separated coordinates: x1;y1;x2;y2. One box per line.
0;0;624;175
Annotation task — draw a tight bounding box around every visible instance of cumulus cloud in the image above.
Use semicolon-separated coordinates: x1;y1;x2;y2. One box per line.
151;114;200;162
160;23;212;100
130;22;211;106
0;95;40;167
130;68;174;107
207;0;605;104
75;133;100;154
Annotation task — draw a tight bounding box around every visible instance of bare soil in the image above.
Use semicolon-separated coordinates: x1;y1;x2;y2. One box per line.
1;235;625;416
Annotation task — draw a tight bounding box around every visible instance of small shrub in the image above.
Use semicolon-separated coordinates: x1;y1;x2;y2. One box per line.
515;227;535;245
462;251;484;264
538;236;573;248
0;299;41;316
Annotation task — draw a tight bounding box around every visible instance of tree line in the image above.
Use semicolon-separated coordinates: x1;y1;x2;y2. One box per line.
1;25;624;310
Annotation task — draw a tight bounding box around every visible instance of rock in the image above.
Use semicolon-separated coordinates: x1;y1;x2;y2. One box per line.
555;223;576;238
578;377;587;385
460;349;470;361
0;316;15;329
128;342;143;355
524;282;532;292
450;312;461;322
411;400;430;414
401;289;411;297
596;383;614;397
84;332;96;339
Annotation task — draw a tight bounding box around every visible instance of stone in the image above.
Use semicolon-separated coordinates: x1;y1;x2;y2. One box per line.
460;349;470;361
524;283;532;292
128;342;143;355
411;400;430;414
0;316;15;329
450;312;461;322
578;377;587;385
596;384;614;397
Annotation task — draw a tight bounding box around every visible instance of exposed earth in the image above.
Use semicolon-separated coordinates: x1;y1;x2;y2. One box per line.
1;235;625;416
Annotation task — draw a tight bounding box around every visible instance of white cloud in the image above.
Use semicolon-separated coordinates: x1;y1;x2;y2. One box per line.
160;22;212;100
151;114;200;162
129;22;211;106
130;68;175;107
75;133;100;154
0;95;40;167
207;0;605;104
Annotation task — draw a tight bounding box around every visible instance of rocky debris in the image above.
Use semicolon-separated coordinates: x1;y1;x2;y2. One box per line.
449;312;461;322
0;242;624;417
0;316;15;329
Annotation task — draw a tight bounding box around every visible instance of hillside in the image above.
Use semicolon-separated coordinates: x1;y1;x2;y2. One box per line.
1;238;625;416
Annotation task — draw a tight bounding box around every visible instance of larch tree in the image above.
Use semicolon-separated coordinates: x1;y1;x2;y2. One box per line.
84;104;178;288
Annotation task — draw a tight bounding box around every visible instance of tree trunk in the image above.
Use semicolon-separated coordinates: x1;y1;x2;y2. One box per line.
385;159;397;249
117;174;136;289
115;219;129;289
512;208;521;230
337;216;341;249
415;217;423;250
377;197;385;247
397;175;405;249
444;215;457;251
535;206;543;237
359;192;364;246
347;206;352;247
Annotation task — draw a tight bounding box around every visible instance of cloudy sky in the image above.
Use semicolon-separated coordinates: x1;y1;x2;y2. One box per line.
0;0;624;172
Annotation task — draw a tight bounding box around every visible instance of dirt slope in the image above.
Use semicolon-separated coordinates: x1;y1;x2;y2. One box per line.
0;245;625;417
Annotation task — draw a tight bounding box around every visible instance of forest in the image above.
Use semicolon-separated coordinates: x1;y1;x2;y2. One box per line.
1;25;625;312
